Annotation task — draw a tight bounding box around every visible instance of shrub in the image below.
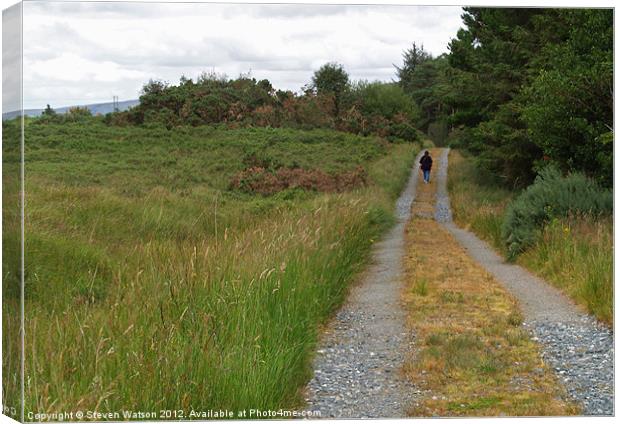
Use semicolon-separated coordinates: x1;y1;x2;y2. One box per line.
105;73;422;142
502;166;612;259
388;120;419;142
353;82;419;121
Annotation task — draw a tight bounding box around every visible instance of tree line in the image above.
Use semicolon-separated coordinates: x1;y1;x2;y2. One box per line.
90;65;420;143
398;8;612;188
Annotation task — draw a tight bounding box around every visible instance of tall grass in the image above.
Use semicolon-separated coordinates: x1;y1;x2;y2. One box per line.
519;216;613;324
448;150;613;325
447;151;512;253
2;119;22;419
8;120;420;414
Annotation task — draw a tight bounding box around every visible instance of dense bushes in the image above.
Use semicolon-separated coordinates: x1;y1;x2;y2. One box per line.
102;68;420;142
342;82;421;142
36;106;93;125
501;167;612;259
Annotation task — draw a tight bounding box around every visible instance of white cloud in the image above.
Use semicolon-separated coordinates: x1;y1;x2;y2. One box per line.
3;2;21;112
28;53;148;83
19;2;464;109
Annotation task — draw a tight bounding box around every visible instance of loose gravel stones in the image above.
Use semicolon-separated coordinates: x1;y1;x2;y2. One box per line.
433;149;452;224
304;152;424;418
435;148;614;416
526;318;614;415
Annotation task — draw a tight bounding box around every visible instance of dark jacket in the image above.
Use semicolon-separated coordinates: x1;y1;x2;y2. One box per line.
420;155;433;171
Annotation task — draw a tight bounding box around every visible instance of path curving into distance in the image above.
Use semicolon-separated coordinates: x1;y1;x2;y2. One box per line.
303;151;424;418
434;148;614;416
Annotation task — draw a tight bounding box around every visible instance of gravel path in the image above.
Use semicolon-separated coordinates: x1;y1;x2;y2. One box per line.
303;152;424;418
434;148;614;416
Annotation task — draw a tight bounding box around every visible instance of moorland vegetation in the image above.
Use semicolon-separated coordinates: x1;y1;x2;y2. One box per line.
1;6;613;416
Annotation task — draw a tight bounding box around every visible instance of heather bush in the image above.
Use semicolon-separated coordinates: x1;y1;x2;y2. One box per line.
502;167;612;259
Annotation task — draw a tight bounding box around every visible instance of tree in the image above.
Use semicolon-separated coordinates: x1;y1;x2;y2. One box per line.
311;63;350;118
397;55;453;132
353;82;418;121
522;9;613;187
395;43;432;94
443;8;561;187
42;104;56;116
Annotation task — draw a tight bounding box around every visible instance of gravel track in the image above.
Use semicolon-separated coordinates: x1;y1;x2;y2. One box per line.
434;148;614;416
303;152;425;418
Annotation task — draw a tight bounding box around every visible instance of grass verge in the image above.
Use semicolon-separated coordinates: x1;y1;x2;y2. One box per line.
518;216;613;324
446;151;512;253
447;150;612;325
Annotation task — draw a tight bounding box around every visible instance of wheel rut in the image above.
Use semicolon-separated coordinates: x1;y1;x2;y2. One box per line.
304;151;424;418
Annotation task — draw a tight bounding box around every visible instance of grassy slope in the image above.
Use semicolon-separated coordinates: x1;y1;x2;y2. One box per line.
2;120;22;419
403;154;577;416
6;119;421;414
448;150;612;324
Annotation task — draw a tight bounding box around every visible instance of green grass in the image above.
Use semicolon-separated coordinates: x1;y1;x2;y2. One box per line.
2;119;22;420
413;279;429;296
3;118;420;414
518;217;613;324
448;150;613;325
23;120;386;194
447;151;512;253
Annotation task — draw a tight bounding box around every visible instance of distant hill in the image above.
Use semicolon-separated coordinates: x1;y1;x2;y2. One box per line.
2;99;140;121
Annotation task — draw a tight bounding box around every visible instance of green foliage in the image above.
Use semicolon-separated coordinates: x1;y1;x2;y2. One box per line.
35;105;94;125
443;9;555;187
402;8;613;188
501;167;612;259
65;106;92;121
104;67;418;143
522;9;613;187
354;82;418;121
341;82;420;142
463;102;541;187
311;62;350;118
42;104;56;116
395;47;454;135
395;43;432;94
132;73;277;128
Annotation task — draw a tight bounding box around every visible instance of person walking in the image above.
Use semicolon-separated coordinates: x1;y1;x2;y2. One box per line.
420;150;433;184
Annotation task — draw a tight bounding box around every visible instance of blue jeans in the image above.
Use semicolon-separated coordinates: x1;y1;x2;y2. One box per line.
423;169;431;183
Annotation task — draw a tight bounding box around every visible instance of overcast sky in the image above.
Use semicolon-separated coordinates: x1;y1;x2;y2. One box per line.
12;1;464;110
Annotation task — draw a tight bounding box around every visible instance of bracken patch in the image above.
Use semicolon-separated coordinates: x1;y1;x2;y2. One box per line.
229;166;368;195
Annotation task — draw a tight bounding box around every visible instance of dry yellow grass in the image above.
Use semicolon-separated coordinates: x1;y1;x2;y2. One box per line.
402;154;578;417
